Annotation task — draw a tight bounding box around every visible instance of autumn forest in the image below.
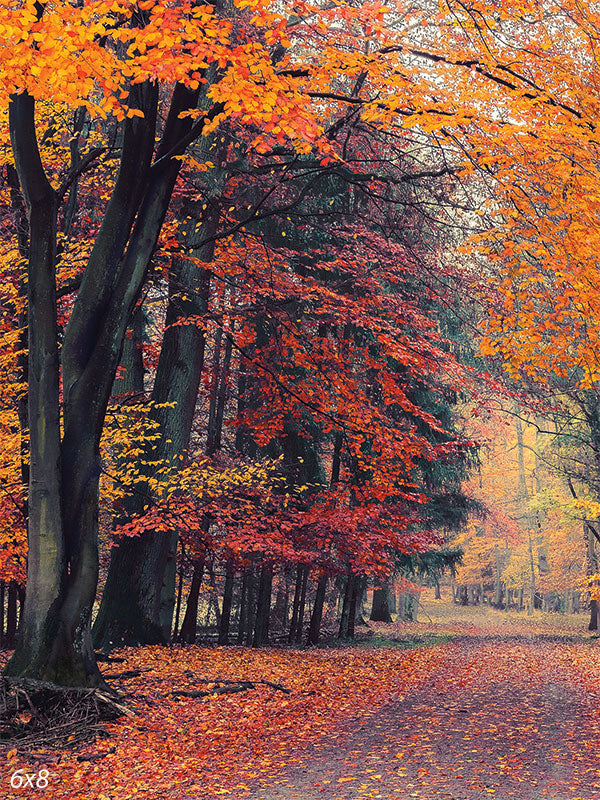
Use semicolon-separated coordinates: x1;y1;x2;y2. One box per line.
1;0;600;798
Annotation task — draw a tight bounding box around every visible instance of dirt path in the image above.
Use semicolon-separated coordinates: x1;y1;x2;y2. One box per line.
247;635;600;800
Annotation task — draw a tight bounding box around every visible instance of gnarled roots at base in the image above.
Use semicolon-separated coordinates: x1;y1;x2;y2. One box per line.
0;677;129;750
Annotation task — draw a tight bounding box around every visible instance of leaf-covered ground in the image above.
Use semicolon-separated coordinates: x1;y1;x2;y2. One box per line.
3;603;600;799
247;636;600;800
2;641;448;799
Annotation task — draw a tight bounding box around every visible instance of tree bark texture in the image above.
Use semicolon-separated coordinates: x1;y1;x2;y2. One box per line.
94;176;224;648
307;575;327;645
252;563;272;647
370;583;393;623
218;561;235;645
178;559;206;644
7;79;204;683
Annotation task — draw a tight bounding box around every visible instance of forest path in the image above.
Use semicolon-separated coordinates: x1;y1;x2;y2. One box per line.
246;634;600;800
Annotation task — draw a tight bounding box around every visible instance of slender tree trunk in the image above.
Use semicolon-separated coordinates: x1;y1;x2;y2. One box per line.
272;569;289;633
17;584;25;627
283;572;291;631
245;568;257;647
208;593;220;628
590;600;599;631
253;563;272;647
207;327;233;456
406;594;419;621
237;566;250;644
174;556;184;642
338;573;353;638
526;531;536;615
206;561;221;630
515;415;536;615
160;535;178;641
178;559;205;644
493;549;503;609
331;430;343;486
288;565;304;643
218;561;235;646
307;575;327;645
294;567;308;645
347;576;363;639
585;523;600;631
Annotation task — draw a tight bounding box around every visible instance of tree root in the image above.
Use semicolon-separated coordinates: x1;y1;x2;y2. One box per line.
0;677;131;749
101;668;150;680
95;654;126;663
171;678;291;699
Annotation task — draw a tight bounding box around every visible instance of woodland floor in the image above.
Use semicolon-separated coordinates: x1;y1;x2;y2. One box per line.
2;599;600;800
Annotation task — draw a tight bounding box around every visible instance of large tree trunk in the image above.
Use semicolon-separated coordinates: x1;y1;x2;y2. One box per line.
42;78;159;682
6;80;201;684
94;191;223;648
3;91;92;685
370;582;393;623
397;593;418;621
93;254;211;646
